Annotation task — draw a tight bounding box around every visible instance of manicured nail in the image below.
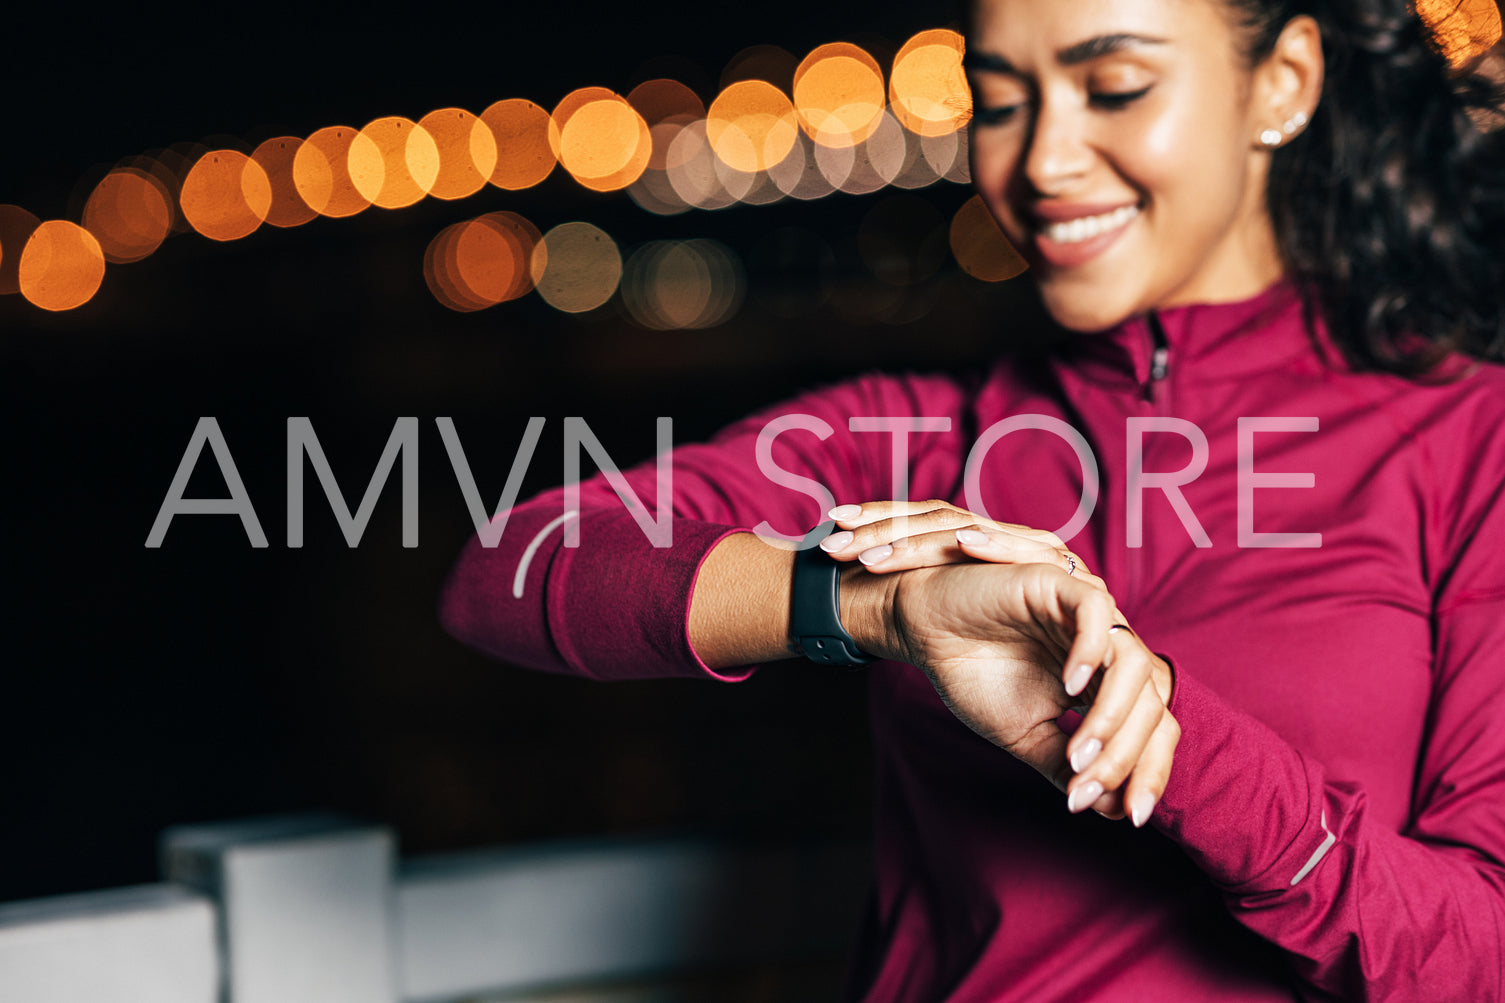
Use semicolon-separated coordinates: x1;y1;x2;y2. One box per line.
828;504;862;520
1068;780;1104;814
819;531;854;552
857;544;893;566
1069;737;1101;773
955;528;989;546
1129;791;1157;828
1064;663;1094;697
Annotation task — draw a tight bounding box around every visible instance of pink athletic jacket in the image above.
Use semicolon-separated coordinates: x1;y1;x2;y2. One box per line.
439;277;1505;1001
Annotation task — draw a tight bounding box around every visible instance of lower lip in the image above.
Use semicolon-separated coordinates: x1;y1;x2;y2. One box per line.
1032;210;1138;268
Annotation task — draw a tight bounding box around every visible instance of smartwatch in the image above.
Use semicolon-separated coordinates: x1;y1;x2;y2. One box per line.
790;522;877;666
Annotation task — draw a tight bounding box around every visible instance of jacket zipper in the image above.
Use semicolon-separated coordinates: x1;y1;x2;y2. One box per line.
1145;308;1170;399
1126;309;1171;612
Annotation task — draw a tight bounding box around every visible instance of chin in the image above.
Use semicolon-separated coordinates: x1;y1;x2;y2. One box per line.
1033;278;1138;334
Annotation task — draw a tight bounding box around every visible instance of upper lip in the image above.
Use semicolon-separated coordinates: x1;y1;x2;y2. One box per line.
1027;201;1140;225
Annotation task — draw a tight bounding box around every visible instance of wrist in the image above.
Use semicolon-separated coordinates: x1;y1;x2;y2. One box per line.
837;564;907;663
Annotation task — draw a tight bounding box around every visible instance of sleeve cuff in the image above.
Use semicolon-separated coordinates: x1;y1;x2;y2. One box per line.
1152;664;1345;894
545;513;757;683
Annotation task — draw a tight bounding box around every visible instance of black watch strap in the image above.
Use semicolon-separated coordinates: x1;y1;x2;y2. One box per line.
791;522;877;666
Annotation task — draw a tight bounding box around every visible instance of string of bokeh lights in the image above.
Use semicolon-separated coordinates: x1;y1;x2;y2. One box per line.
1;1;1498;321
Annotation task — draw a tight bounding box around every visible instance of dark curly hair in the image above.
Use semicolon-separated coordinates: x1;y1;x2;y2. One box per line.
1224;0;1505;376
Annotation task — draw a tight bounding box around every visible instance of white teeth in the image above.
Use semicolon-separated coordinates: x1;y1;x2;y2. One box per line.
1043;204;1139;244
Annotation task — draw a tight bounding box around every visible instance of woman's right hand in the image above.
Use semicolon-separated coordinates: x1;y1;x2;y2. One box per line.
845;559;1178;826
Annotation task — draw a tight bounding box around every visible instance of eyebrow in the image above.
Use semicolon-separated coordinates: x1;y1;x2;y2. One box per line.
963;33;1168;74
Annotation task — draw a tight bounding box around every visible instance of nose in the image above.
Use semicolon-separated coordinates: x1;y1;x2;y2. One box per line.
1023;94;1092;195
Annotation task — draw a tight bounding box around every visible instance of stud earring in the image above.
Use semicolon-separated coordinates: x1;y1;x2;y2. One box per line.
1259;128;1283;147
1282;110;1308;135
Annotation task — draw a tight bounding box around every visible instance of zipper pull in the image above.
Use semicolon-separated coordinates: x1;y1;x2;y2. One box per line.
1150;344;1169;382
1146;309;1170;383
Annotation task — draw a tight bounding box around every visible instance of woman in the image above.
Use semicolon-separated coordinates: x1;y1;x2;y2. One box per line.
441;0;1505;998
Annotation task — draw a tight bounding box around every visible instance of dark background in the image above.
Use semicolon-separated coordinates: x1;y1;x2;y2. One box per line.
0;0;1043;902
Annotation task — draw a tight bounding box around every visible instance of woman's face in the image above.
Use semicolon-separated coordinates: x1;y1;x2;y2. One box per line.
967;0;1287;331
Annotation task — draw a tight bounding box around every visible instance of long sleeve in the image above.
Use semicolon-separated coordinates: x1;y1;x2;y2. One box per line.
1149;430;1505;1001
437;371;968;681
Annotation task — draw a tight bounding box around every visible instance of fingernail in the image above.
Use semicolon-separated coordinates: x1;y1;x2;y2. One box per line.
1068;780;1104;814
857;544;893;566
955;528;989;545
1129;791;1157;828
828;504;862;520
1069;737;1101;773
819;531;854;552
1064;663;1094;698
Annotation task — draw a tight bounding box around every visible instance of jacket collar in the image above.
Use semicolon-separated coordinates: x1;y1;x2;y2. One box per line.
1049;275;1335;390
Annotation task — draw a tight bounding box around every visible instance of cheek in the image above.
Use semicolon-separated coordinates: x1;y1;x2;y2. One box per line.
1126;81;1253;217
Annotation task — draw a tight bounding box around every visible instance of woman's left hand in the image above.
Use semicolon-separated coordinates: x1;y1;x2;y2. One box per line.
825;499;1166;821
820;499;1108;593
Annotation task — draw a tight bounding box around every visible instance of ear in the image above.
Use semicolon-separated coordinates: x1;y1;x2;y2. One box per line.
1250;15;1325;147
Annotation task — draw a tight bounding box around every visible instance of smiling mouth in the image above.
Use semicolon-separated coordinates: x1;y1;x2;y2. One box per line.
1038;204;1141;245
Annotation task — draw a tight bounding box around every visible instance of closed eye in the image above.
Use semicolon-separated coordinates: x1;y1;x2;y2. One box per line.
1091;85;1153;110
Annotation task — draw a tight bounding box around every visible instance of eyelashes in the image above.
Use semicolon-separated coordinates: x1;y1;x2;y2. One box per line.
1090;85;1154;110
971;85;1155;127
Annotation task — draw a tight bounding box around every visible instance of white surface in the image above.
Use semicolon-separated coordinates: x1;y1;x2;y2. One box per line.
164;815;397;1003
0;883;217;1003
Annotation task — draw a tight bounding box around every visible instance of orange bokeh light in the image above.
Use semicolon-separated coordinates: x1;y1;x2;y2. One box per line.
1418;0;1503;66
180;150;273;242
706;79;799;173
82;167;172;263
950;194;1027;282
293;126;374;218
425;212;545;312
251;137;318;228
18;220;106;311
793;42;887;148
425;222;488;312
0;205;42;295
627;79;706;127
352;116;440;209
890;29;971;137
559;99;651;191
628;80;708;174
458;212;542;305
420;108;497;201
480;99;556;191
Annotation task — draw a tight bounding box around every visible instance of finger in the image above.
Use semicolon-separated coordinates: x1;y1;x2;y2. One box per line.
1121;711;1180;827
955;526;1075;568
1062;625;1150;761
826;499;961;530
954;528;1101;582
819;506;981;561
830;499;1069;552
1092;786;1127;820
844;523;1076;572
1057;583;1116;700
1067;667;1167;815
843;527;976;571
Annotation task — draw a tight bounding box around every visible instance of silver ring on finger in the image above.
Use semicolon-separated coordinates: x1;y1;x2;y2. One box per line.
1064;553;1077;577
1108;623;1133;637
